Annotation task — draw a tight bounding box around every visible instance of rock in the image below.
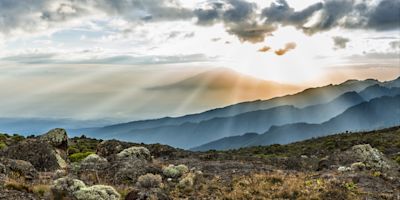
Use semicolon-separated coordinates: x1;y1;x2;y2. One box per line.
40;128;68;150
73;185;120;200
1;139;65;171
52;177;86;196
96;140;133;158
116;146;151;161
0;158;38;180
351;144;391;171
0;188;38;200
317;157;331;171
351;162;366;171
111;158;148;184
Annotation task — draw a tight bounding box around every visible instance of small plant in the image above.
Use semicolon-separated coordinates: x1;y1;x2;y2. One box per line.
394;155;400;165
343;182;357;191
0;141;7;150
137;173;162;189
69;152;95;162
372;171;381;177
31;184;51;197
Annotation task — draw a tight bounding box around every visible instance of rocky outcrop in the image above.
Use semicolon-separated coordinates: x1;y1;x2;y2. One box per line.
0;158;38;180
116;146;151;161
351;144;392;171
1;139;65;171
96;140;133;158
52;177;120;200
40;128;68;151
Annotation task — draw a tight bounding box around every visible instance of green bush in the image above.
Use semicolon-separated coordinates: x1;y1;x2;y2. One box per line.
395;155;400;165
69;152;95;163
0;142;7;150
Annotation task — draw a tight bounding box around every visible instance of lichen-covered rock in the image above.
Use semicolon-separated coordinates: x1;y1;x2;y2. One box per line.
96;140;133;158
0;158;38;180
137;173;162;189
52;177;86;195
40;128;68;150
73;185;120;200
116;146;151;161
351;144;391;171
1;139;65;171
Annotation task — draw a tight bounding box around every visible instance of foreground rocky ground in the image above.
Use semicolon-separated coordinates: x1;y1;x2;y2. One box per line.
0;127;399;199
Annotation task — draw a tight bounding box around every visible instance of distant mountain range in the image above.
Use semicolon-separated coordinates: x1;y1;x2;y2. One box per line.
68;76;400;149
193;95;400;151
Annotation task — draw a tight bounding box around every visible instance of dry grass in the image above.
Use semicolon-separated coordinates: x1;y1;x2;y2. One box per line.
170;171;360;200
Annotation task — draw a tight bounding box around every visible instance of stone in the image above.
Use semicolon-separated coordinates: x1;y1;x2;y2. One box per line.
351;144;391;171
1;139;65;171
116;146;151;161
0;158;38;180
40;128;68;150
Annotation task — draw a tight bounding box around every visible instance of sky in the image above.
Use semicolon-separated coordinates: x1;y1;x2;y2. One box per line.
0;0;399;121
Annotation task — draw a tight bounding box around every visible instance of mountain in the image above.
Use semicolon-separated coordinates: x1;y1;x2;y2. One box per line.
193;95;400;151
74;85;399;149
70;77;398;139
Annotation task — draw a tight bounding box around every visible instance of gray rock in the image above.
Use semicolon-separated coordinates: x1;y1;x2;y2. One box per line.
40;128;68;150
0;158;38;180
352;144;391;171
1;139;65;171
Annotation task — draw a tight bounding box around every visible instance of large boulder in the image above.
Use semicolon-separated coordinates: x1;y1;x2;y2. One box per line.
1;139;66;171
96;140;133;158
351;144;392;171
0;158;38;180
52;177;86;199
40;128;68;151
116;146;151;161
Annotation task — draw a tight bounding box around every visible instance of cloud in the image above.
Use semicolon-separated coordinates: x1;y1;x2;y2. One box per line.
389;41;400;49
332;36;350;49
274;42;296;56
0;0;399;43
1;52;214;65
258;46;271;52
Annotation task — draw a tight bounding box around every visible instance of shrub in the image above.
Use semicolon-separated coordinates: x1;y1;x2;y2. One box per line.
116;146;151;161
0;142;7;150
137;173;162;189
31;184;51;197
162;164;189;178
395;155;400;165
68;146;80;155
69;152;95;163
73;185;121;200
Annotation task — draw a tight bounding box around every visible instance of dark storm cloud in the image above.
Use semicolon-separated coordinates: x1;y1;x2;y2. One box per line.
261;0;323;28
332;36;350;49
0;0;399;42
